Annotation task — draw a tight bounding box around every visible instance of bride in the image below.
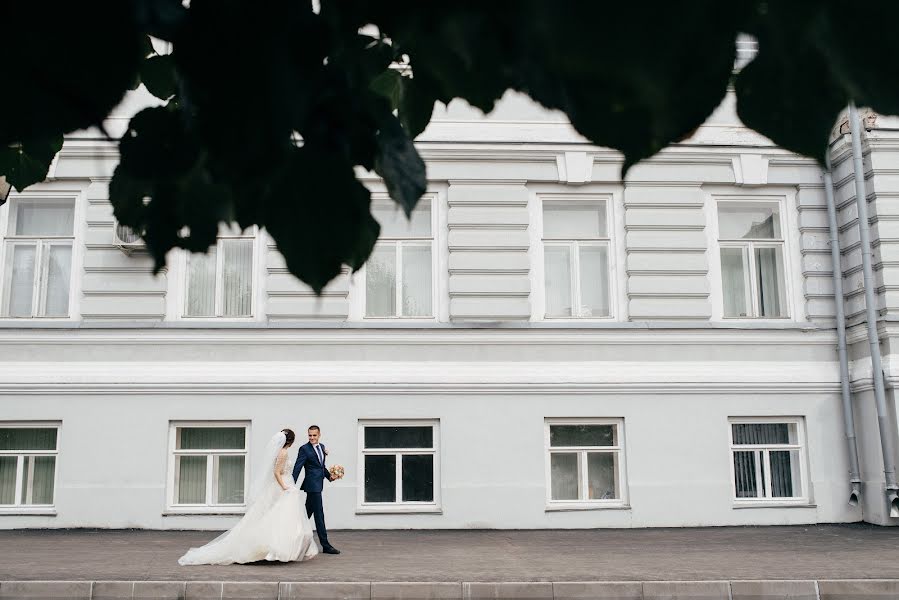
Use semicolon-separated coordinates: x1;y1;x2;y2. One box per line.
179;429;319;565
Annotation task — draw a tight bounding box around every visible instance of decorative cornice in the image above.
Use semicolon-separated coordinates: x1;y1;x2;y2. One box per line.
0;359;839;395
0;326;834;346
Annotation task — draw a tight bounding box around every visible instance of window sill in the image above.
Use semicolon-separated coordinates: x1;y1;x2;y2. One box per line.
0;508;57;516
732;501;816;509
355;505;443;515
545;503;630;512
163;509;246;516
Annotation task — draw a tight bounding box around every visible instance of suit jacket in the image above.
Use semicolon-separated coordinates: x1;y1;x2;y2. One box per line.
292;442;332;493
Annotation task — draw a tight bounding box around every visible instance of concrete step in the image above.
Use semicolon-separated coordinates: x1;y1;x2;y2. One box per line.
2;580;899;600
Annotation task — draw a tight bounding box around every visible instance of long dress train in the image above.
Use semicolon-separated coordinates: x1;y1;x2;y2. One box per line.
178;450;318;565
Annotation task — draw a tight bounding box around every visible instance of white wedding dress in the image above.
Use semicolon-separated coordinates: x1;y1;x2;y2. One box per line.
179;433;319;565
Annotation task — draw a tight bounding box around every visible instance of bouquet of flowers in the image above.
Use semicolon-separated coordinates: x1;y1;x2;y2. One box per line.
328;464;345;480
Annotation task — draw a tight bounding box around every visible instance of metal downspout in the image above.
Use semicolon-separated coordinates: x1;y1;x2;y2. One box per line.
848;102;899;517
824;150;862;506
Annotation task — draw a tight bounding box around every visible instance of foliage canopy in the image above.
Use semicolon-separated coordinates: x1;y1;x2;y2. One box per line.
2;1;897;291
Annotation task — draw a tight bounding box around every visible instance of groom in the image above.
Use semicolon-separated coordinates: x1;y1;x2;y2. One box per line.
292;425;340;554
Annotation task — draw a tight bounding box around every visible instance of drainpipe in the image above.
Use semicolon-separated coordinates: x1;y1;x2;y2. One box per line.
824;150;862;506
848;102;899;517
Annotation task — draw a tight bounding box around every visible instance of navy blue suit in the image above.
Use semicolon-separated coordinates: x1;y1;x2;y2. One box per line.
292;442;333;548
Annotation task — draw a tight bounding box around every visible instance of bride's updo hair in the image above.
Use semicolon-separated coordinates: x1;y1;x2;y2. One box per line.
282;429;296;447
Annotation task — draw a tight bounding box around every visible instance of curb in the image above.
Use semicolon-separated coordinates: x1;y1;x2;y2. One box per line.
2;580;899;600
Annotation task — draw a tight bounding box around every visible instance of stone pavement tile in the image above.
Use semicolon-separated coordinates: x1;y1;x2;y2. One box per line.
0;581;92;599
280;582;371;600
463;582;553;600
730;580;817;600
553;581;643;600
222;582;279;599
818;579;899;599
642;581;730;600
92;581;135;599
185;581;222;600
371;582;462;600
133;581;186;599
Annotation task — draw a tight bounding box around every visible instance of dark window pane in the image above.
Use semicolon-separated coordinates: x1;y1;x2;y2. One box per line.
733;451;758;498
0;428;57;451
587;452;617;500
177;455;207;504
178;427;245;450
550;425;615;447
550;453;579;500
365;426;432;449
25;456;55;505
364;455;396;502
0;456;16;504
770;450;798;497
402;454;434;502
732;423;791;445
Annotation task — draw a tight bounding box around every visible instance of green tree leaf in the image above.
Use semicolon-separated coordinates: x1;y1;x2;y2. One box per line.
263;147;380;293
140;54;178;101
0;136;64;192
398;75;438;139
370;69;403;111
0;3;143;144
373;112;427;216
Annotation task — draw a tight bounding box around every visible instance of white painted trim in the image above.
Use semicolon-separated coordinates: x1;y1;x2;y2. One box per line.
726;416;810;506
0;421;61;510
531;188;622;322
356;419;441;513
0;185;87;322
543;418;628;509
166;421;250;512
349;191;444;322
706;188;803;322
168;225;264;323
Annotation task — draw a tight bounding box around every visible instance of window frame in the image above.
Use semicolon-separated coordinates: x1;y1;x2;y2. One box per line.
544;418;628;511
0;421;61;514
728;416;810;507
712;195;794;321
172;224;264;322
535;193;618;321
350;192;441;322
356;419;441;514
166;421;250;514
0;192;81;320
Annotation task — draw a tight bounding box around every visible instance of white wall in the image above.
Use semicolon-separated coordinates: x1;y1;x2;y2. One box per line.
0;383;856;530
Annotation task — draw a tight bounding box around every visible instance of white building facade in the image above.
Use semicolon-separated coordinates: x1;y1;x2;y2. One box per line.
1;83;898;531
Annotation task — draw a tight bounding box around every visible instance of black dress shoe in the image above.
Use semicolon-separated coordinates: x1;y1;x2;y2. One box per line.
322;546;341;554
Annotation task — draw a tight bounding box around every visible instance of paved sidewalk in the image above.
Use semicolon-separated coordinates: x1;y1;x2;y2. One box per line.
1;524;898;583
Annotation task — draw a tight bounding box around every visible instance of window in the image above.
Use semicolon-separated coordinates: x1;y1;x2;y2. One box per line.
717;201;787;318
183;226;255;318
365;199;433;318
729;419;807;503
542;199;610;318
358;421;440;511
168;424;248;510
545;419;626;508
2;199;74;317
0;425;59;509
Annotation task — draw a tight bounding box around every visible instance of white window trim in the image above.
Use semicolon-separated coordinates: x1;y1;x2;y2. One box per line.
531;191;623;322
707;190;803;322
0;187;86;322
166;421;250;514
0;421;61;515
348;190;446;322
356;419;441;514
544;417;628;510
728;416;810;507
167;225;266;322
